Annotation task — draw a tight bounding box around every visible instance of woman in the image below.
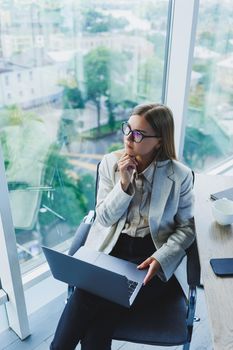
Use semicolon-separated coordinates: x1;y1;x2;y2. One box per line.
50;103;195;350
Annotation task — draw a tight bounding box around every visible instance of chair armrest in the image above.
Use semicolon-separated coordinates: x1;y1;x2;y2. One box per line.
84;210;95;224
186;239;201;287
68;210;95;256
66;211;94;300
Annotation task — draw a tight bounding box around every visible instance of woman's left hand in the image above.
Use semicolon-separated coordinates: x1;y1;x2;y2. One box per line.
137;257;161;285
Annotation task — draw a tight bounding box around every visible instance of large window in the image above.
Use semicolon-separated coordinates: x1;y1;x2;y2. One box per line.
184;0;233;172
0;0;169;274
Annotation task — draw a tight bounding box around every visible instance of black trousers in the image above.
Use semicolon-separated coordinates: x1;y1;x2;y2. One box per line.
50;234;168;350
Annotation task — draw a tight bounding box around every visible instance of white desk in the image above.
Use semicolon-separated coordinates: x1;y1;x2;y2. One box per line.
194;174;233;350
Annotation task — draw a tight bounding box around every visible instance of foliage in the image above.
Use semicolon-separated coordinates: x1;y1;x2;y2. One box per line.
0;105;43;170
84;46;112;132
118;100;138;109
183;126;222;169
107;143;123;153
189;84;205;109
84;47;111;102
62;86;85;109
141;1;168;26
192;63;212;88
199;31;215;50
82;9;128;33
147;33;166;59
0;131;10;169
81;120;123;139
59;79;85;109
138;55;163;102
39;146;95;228
57;117;75;149
105;97;115;132
1;105;42;126
57;79;85;148
198;2;233;54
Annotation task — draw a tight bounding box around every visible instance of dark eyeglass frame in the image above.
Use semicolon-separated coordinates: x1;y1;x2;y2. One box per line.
121;122;160;143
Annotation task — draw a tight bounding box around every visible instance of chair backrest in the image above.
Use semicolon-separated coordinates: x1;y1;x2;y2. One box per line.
186;239;201;287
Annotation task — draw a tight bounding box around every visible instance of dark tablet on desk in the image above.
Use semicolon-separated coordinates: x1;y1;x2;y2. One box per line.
210;187;233;201
210;258;233;276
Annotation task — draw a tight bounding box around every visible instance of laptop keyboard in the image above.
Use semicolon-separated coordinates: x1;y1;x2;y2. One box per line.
127;279;138;297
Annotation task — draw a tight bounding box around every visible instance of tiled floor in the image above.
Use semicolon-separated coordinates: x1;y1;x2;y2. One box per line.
0;287;212;350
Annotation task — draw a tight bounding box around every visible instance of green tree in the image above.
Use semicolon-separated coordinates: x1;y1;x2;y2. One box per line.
138;55;163;101
189;84;205;109
57;79;85;149
183;127;222;170
63;86;84;109
59;78;85;109
105;96;115;132
84;47;111;134
82;9;128;33
84;47;133;134
0;131;10;169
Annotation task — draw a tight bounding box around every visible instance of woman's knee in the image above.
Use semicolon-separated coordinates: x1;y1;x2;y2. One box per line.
81;325;112;350
80;303;125;350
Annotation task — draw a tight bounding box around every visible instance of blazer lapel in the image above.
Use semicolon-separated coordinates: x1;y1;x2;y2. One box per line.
112;155;175;237
149;160;175;235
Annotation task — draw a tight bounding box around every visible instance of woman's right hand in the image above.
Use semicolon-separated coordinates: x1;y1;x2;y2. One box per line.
118;153;138;192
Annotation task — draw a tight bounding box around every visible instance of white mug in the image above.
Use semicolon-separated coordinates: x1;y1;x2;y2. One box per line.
212;198;233;225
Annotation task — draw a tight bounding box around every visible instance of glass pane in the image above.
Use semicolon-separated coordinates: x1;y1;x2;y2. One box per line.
184;1;233;172
0;0;169;274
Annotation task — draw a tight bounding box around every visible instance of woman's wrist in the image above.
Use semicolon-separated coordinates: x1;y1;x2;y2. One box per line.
121;180;135;195
121;181;129;192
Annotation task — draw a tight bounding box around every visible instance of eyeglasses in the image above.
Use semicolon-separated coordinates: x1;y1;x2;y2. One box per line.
121;122;160;143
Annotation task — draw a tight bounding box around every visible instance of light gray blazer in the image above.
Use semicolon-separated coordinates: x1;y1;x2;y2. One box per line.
85;150;195;296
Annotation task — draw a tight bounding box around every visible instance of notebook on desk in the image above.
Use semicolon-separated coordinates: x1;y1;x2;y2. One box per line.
210;187;233;201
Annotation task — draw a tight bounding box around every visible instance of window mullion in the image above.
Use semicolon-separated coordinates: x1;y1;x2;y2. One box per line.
0;145;30;339
164;0;199;159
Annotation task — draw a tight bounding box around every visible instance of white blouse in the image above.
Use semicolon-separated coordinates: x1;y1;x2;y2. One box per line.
121;160;156;238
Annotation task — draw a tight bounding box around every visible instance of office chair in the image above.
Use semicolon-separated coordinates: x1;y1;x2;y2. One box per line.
67;163;200;350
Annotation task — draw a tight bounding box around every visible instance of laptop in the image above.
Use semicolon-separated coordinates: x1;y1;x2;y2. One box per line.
210;187;233;201
42;245;147;308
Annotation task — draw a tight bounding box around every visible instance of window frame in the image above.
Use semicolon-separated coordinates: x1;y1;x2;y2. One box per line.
164;0;200;159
